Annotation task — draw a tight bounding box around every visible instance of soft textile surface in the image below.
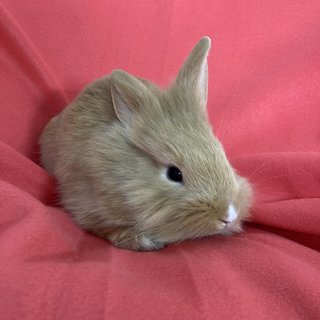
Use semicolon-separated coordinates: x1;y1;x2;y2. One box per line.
0;1;319;319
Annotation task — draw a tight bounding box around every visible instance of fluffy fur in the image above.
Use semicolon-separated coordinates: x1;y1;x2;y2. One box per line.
39;37;252;251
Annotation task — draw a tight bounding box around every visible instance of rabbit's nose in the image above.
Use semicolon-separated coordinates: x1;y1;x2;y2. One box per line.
220;204;238;224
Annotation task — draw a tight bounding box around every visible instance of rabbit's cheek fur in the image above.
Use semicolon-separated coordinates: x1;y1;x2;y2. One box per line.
137;206;227;244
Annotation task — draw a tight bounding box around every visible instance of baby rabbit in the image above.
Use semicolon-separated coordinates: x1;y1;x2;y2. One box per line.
40;37;252;251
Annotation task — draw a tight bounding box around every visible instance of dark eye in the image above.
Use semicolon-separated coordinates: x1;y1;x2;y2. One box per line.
166;166;183;183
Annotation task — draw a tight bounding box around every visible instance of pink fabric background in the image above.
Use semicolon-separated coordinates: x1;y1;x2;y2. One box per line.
0;1;319;319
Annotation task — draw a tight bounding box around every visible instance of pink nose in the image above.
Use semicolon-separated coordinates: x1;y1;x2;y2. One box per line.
219;205;238;224
227;204;238;222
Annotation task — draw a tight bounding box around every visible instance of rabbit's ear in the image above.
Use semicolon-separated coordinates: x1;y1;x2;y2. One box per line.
174;37;211;109
111;70;149;125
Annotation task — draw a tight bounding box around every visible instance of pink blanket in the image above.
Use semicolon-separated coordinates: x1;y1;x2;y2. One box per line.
1;1;319;319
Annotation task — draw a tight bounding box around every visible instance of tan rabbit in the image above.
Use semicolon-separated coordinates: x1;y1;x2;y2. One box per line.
39;37;252;251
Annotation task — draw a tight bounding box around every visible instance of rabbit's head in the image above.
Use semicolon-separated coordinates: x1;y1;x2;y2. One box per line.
108;37;252;247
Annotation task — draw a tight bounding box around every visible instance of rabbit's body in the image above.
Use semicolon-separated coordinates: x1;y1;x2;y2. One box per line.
40;37;252;251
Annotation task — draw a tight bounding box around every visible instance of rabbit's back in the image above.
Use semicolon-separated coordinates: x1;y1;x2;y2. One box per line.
39;76;116;175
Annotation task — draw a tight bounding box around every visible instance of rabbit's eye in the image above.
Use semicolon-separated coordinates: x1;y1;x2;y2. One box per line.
166;166;183;183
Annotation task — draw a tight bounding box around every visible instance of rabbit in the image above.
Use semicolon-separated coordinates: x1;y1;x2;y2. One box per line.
39;37;252;251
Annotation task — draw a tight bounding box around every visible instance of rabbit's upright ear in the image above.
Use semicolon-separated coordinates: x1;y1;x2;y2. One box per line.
174;37;211;110
111;70;149;126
